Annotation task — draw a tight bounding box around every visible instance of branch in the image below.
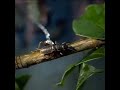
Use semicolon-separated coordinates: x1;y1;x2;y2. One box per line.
15;38;105;70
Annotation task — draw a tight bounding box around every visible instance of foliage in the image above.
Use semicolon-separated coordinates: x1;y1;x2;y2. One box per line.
75;63;103;90
15;81;20;90
73;4;105;39
57;3;105;90
15;75;31;90
56;47;105;86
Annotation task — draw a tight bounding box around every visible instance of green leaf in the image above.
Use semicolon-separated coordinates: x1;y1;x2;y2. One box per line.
56;64;76;86
15;82;20;90
76;63;103;90
76;47;105;66
56;47;105;86
82;47;105;62
73;4;105;39
15;75;31;90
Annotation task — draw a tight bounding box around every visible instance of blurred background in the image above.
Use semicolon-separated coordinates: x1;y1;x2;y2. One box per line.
15;0;105;90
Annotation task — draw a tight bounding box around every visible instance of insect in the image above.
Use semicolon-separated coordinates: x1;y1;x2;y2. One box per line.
37;40;76;57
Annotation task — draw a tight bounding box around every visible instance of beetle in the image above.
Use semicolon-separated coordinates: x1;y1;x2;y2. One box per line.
37;40;76;57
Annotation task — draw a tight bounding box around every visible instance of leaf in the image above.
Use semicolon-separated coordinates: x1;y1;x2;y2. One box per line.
56;64;76;86
76;47;105;66
56;47;105;86
73;4;105;39
15;82;20;90
76;63;103;90
82;47;105;62
15;75;31;90
84;4;105;30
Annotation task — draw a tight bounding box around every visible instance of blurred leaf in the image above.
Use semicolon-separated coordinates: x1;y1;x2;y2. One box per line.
15;75;31;90
76;47;105;66
76;63;103;90
56;64;76;86
15;82;20;90
73;4;105;39
56;47;105;87
81;47;105;62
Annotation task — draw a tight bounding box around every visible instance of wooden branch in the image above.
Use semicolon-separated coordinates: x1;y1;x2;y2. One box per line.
15;38;105;70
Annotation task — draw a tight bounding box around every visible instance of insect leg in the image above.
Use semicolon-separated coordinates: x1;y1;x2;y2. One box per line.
68;47;77;52
62;42;76;52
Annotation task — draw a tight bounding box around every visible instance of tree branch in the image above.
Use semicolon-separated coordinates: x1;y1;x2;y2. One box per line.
15;38;105;70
